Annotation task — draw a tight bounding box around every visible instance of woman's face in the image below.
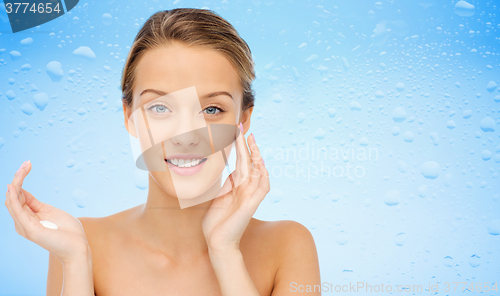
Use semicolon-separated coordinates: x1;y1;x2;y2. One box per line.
124;41;245;201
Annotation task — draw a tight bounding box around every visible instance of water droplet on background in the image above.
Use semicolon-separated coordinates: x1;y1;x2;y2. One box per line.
134;169;148;190
33;93;49;111
335;230;349;245
481;150;492;161
269;188;284;203
394;232;407;246
313;128;326;140
310;189;321;199
20;103;34;115
395;82;405;92
487;219;500;235
469;254;480;267
421;161;441;179
20;37;33;45
454;1;475;17
479;116;495;132
72;188;88;208
403;131;414;142
429;132;439;146
73;46;96;60
443;256;454;267
392;106;407;122
486;81;497;93
102;13;113;25
384;189;400;206
46;61;64;82
330;193;341;202
9;50;21;61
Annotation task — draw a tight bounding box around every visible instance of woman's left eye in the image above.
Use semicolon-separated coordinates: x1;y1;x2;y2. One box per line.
203;106;223;115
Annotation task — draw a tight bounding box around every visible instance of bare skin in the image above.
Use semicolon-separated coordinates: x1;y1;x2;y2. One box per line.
6;41;321;296
46;210;319;295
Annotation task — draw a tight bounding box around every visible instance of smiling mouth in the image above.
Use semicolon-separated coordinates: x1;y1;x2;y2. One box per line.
165;158;208;168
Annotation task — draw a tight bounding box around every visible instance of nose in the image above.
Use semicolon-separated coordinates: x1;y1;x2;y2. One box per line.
169;109;207;147
170;127;202;147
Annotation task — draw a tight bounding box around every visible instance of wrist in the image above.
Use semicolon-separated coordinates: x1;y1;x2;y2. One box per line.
61;244;93;266
208;242;240;255
208;246;241;261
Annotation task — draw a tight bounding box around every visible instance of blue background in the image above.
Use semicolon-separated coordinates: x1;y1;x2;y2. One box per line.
1;0;499;295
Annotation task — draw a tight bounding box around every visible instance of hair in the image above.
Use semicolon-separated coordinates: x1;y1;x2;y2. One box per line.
121;8;256;111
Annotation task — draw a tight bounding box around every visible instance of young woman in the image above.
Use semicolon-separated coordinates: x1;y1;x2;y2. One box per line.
5;8;321;296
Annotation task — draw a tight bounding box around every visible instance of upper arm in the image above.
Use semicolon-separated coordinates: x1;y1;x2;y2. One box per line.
46;217;93;296
271;221;321;296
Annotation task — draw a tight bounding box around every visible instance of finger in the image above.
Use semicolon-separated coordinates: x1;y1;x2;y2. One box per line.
12;161;31;205
247;133;262;165
5;192;22;230
247;133;264;185
247;134;270;205
6;186;37;218
239;124;253;169
22;189;45;213
12;160;30;184
247;161;270;209
254;161;270;198
7;184;42;240
215;170;236;199
5;185;29;237
233;123;251;184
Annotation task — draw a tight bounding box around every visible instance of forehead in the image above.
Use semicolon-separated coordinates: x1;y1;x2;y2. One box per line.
133;42;241;106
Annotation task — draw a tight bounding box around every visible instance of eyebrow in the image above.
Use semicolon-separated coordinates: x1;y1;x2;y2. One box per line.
139;89;233;100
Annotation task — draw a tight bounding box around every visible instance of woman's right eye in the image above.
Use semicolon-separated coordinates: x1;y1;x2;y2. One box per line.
148;104;171;114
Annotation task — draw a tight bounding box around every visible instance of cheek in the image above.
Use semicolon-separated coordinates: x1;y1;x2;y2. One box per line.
218;109;239;124
131;109;154;151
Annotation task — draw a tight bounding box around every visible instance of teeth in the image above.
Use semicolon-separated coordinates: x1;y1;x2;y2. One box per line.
168;158;204;168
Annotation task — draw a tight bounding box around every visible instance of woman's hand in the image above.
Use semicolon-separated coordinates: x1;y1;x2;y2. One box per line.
5;161;91;264
202;123;270;253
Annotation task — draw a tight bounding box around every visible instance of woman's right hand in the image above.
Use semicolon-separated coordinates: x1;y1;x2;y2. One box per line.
5;160;90;264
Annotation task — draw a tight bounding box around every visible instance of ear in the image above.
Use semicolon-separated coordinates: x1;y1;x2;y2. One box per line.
123;102;138;138
239;106;253;135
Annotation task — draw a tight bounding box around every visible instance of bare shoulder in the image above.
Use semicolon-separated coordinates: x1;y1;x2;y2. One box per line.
247;219;321;294
76;204;141;242
76;215;111;236
245;218;318;259
247;218;315;242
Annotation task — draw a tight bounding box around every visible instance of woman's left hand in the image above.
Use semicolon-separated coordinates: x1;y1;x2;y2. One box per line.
202;123;269;253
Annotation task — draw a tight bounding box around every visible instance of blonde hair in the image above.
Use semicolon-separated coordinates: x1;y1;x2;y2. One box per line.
121;8;256;111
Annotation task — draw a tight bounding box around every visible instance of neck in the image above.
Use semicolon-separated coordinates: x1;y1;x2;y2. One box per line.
135;173;220;260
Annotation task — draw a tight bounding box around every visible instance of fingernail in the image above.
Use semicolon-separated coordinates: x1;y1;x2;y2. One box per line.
21;161;29;168
7;184;10;192
262;158;265;166
239;122;244;133
251;133;255;143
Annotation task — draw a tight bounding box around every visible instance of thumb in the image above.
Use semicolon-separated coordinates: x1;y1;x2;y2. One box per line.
216;172;235;198
22;189;45;213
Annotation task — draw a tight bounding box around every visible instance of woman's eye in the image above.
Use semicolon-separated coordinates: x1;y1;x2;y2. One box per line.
203;106;223;115
149;104;170;113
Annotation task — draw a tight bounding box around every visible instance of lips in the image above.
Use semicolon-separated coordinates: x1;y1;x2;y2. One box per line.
166;158;207;168
165;154;208;176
